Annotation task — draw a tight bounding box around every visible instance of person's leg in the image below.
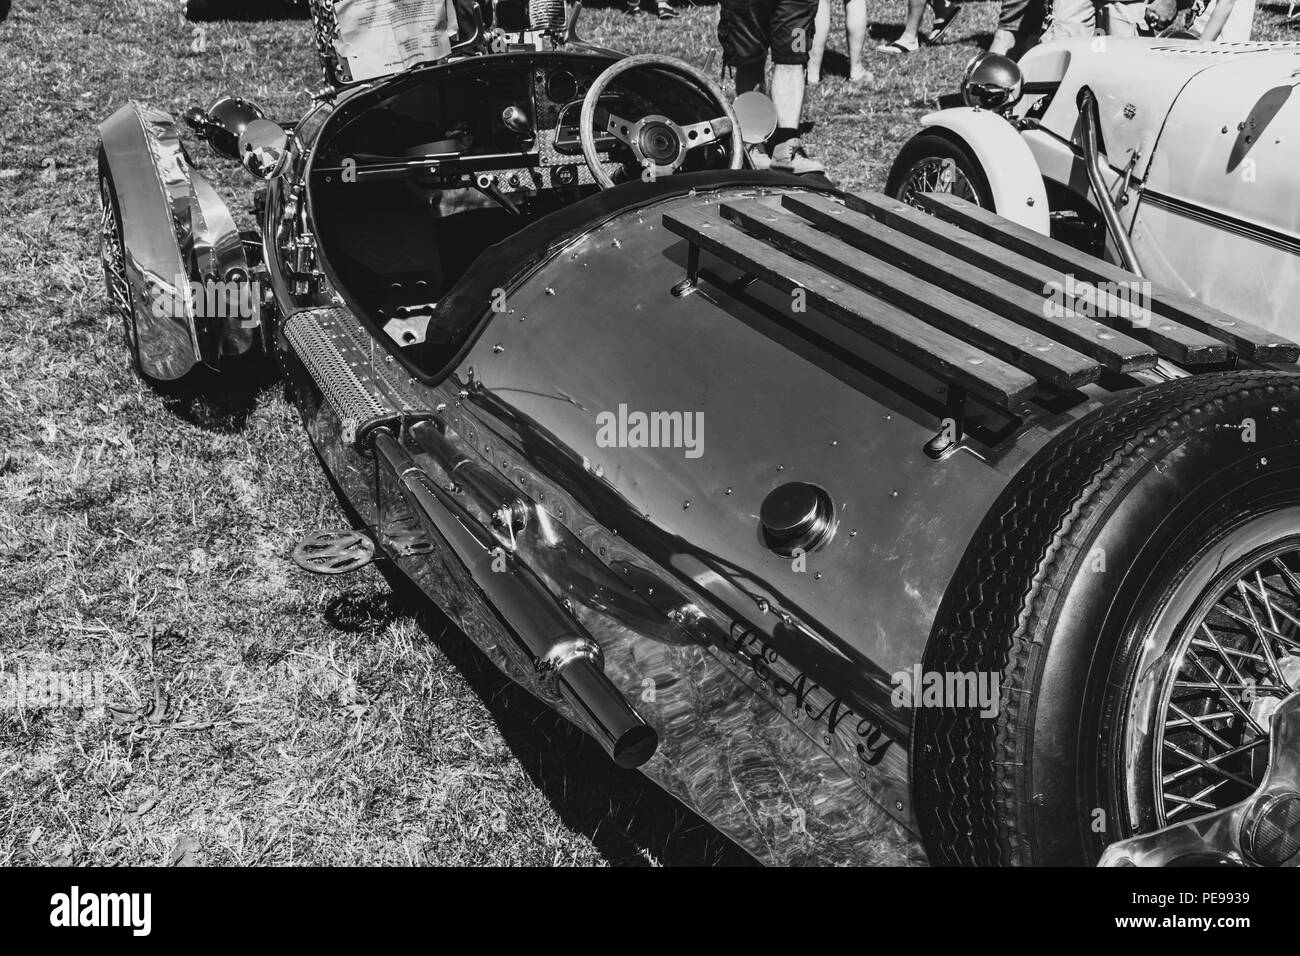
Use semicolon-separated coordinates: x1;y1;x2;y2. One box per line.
768;0;824;173
807;0;831;84
719;0;774;164
769;63;805;130
735;60;766;95
925;0;963;43
844;0;867;79
1040;0;1095;40
991;0;1028;52
720;0;769;94
1102;0;1144;35
879;0;927;52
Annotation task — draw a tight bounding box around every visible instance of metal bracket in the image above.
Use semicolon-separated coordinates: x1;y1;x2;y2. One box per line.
924;386;967;460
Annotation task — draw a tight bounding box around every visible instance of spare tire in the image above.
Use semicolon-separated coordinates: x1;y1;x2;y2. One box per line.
918;371;1300;865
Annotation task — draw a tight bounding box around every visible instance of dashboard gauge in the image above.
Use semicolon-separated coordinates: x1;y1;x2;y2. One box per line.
546;69;578;104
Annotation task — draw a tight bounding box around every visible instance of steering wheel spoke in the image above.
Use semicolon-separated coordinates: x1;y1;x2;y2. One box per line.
592;106;637;148
680;116;733;151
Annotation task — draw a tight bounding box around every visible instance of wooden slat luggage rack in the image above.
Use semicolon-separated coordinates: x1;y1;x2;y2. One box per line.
663;191;1300;440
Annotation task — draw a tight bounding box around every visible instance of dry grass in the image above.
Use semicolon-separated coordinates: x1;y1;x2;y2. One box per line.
1;0;1297;867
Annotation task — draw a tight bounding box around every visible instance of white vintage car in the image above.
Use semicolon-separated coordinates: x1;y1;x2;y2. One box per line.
887;37;1300;337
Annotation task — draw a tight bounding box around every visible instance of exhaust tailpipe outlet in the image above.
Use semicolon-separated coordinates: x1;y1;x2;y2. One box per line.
371;429;659;769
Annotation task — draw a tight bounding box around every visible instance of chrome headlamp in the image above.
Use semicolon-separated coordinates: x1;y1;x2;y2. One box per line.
960;52;1024;113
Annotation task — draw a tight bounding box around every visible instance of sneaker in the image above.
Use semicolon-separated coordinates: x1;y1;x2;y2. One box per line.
769;137;825;175
746;143;772;170
656;2;680;17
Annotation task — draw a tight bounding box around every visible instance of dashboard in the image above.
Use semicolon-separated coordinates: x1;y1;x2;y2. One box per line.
311;52;730;201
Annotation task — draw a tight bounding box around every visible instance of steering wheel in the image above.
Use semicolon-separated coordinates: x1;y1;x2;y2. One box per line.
578;54;744;190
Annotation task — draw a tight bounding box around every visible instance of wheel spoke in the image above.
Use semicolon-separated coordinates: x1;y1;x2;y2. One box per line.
1150;546;1300;829
1161;737;1262;789
1166;702;1233;750
1236;579;1286;682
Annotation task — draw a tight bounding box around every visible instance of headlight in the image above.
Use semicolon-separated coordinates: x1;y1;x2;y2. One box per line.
960;53;1024;113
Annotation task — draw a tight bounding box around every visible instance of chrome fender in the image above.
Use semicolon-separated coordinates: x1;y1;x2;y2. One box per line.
98;103;255;380
919;107;1050;236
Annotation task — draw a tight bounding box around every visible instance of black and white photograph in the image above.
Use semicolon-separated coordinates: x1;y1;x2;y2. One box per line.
0;0;1296;929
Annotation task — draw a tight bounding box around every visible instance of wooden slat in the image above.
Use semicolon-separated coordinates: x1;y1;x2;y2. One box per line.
662;207;1039;406
718;199;1101;390
781;193;1158;374
911;192;1299;363
833;191;1231;365
790;191;1216;366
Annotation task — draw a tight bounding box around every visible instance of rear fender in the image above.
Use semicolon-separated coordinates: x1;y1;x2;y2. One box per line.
98;103;255;380
919;107;1050;236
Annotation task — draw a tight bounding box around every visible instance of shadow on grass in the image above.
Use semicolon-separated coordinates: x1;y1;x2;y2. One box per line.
146;349;281;433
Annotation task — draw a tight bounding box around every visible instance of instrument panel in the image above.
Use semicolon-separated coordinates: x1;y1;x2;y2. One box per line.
313;53;719;197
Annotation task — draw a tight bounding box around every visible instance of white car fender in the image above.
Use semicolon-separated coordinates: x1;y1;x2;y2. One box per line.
919;107;1050;236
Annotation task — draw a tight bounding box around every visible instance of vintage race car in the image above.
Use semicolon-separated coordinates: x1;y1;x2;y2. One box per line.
98;4;1300;866
888;37;1300;338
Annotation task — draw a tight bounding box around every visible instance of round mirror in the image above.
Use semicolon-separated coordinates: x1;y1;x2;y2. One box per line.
238;119;289;180
193;96;265;160
734;91;778;146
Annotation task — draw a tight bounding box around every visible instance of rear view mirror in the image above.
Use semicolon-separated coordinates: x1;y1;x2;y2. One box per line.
184;95;267;160
734;91;777;146
238;119;289;180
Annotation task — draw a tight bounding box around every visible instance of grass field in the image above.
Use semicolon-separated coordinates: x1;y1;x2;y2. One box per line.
1;0;1297;868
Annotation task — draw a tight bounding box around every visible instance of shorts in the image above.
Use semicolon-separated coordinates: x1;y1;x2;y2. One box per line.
1042;0;1145;39
718;0;818;67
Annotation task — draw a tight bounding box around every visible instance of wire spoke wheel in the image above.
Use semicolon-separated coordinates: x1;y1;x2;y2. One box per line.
1155;549;1300;828
896;157;979;206
99;176;134;340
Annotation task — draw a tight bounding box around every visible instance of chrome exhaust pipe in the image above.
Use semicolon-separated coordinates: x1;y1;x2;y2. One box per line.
371;429;658;769
1077;87;1143;277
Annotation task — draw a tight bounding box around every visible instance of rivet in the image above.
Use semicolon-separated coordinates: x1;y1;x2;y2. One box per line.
776;463;784;471
724;487;733;495
814;572;822;580
895;801;904;812
848;529;857;537
545;287;556;295
756;598;770;613
493;343;504;353
683;500;691;509
890;490;899;498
